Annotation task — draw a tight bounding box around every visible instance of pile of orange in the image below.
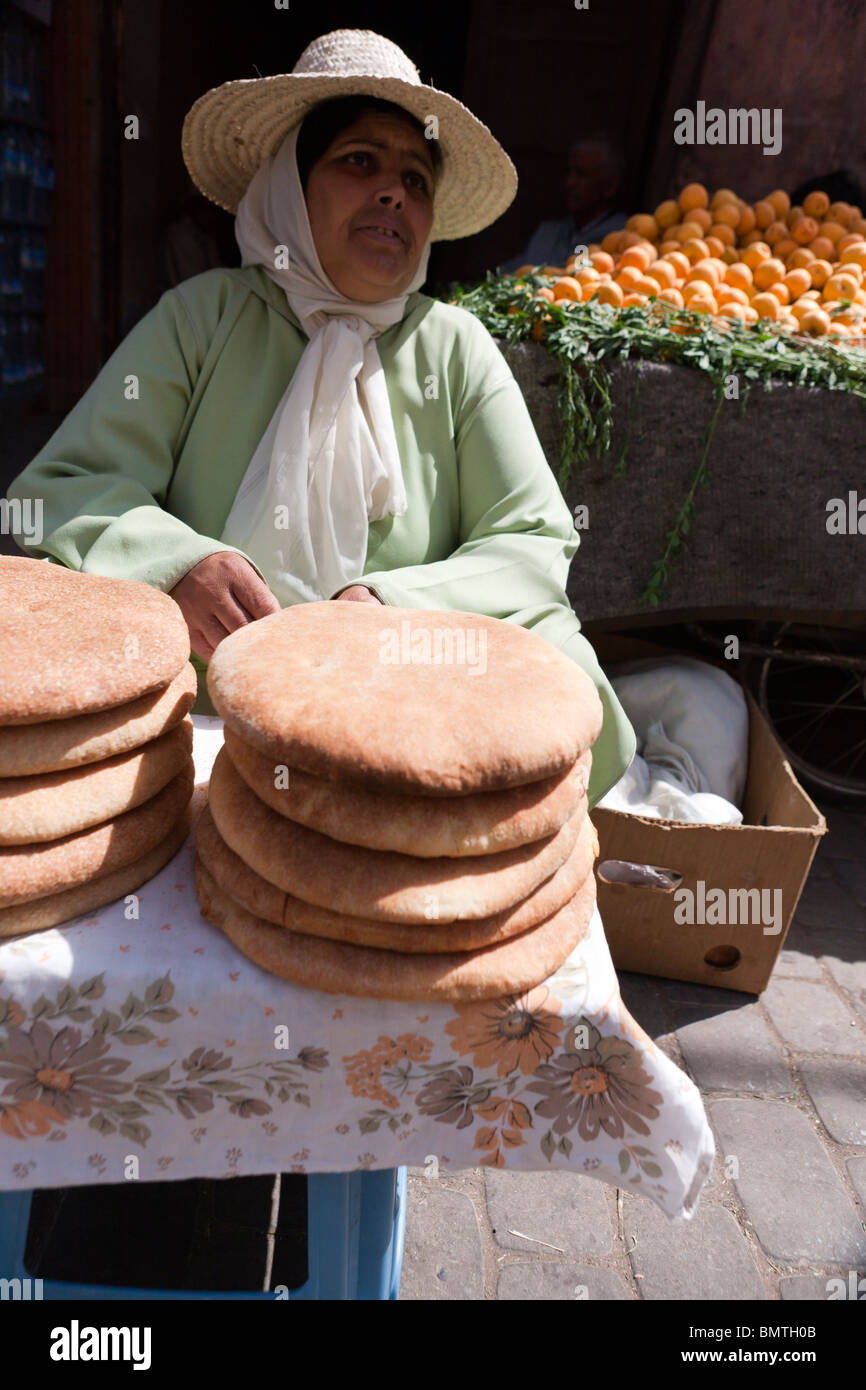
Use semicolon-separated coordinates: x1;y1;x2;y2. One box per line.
514;184;866;344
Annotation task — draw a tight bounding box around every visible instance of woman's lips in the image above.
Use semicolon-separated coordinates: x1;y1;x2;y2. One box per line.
355;225;405;248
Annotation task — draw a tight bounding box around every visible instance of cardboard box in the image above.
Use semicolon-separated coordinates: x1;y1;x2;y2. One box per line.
589;632;827;994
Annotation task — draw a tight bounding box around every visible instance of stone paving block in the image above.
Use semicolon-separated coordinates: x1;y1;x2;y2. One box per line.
798;1058;866;1145
794;873;865;933
623;1196;765;1300
761;978;866;1055
497;1261;633;1300
815;928;866;1022
618;972;673;1040
829;856;866;908
484;1168;613;1256
665;980;756;1007
672;1002;792;1095
846;1157;866;1209
399;1181;484;1300
819;810;866;864
779;1274;849;1300
774;918;824;980
709;1098;866;1265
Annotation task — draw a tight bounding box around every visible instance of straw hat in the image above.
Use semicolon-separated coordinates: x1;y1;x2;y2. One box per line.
181;28;517;242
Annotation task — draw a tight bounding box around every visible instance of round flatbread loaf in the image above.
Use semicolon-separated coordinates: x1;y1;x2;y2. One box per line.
0;718;193;845
194;855;596;1001
0;763;195;907
207;601;603;793
195;796;596;952
0;556;190;725
0;804;194;939
224;726;590;857
209;744;582;923
0;662;197;778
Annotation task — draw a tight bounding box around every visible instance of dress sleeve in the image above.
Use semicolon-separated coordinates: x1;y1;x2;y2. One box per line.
5;282;267;594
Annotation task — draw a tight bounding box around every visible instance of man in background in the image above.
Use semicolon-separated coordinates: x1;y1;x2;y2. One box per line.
499;132;627;272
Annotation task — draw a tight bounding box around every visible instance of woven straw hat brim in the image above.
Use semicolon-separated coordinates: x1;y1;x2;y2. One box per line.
181;72;517;242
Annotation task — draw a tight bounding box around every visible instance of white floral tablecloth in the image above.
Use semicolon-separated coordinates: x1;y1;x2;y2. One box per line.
0;719;715;1220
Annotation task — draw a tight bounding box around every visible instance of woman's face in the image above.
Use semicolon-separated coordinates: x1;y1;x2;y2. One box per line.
304;111;436;301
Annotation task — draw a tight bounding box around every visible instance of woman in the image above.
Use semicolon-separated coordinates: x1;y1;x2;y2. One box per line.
7;30;642;1288
8;27;635;813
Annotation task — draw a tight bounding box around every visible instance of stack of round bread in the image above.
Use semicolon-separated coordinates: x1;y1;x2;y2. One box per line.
196;602;603;1002
0;557;197;937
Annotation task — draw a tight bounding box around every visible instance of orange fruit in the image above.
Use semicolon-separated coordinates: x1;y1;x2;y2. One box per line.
782;268;812;298
718;301;749;321
615;264;642;289
589;251;615;274
753;256;786;289
658;287;684;308
513;264;539;278
721;246;740;265
710;187;739;209
806;237;834;261
687;207;713;232
591;281;624;307
840;242;866;271
828;202;851;225
751;292;780;320
657;239;681;256
633;276;660;297
688;296;717;315
802;190;830;220
675;220;705;243
654;199;681;230
736;204;757;236
786;247;815;269
690;257;724;284
704;235;726;258
682;279;715;302
662;249;690;278
679;183;709;212
535;286;556;302
742;242;772;269
742;305;759;324
708;223;736;247
622;292;649;307
838;232;864;253
682;237;710;264
822;272;860;302
543;265;566;277
767;190;791;218
764;220;788;246
712;202;741;228
618;230;644;249
767;282;790;305
716;285;749;306
848;217;866;238
618;244;654;272
753;200;776;228
791;217;819;245
798;306;830;335
530;319;549;340
644;259;677;289
818;221;845;245
626;213;659;240
724;261;754;291
601;230;623;255
575;265;600;286
785;205;804;227
740;228;766;246
552;277;581;301
771;239;797;262
808;259;834;288
826;321;850;336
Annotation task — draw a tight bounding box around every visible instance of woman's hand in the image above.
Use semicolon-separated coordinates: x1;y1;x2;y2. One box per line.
169;552;281;661
334;586;383;603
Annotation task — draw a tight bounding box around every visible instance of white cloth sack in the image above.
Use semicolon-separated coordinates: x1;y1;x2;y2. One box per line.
597;657;749;824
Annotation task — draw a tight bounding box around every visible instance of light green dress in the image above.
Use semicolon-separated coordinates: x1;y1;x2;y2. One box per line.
6;265;635;808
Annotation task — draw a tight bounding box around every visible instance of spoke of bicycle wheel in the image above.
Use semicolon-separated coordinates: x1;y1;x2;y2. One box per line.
772;678;862;751
821;736;866;774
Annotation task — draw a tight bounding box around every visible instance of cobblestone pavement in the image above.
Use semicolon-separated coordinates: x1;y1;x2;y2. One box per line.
399;798;866;1300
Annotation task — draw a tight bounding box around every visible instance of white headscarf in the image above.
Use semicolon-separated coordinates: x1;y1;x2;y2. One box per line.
220;120;432;605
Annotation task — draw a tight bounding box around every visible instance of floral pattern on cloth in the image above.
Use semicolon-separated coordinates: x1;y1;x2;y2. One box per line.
0;720;715;1218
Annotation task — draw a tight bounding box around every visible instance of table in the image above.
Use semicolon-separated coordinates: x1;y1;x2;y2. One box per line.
0;719;715;1222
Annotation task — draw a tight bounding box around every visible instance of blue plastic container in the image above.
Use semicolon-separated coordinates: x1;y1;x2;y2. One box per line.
0;1166;406;1300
